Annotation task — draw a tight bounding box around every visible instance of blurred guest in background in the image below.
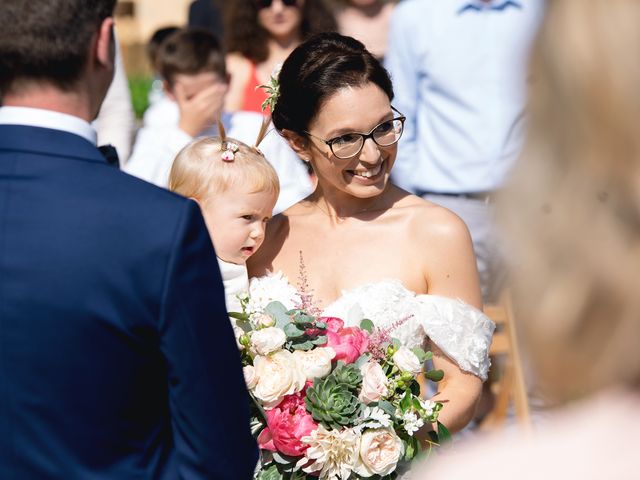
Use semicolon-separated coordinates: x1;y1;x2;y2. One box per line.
125;29;313;212
421;0;640;477
334;0;396;60
188;0;225;39
224;0;336;113
385;0;545;300
145;25;180;109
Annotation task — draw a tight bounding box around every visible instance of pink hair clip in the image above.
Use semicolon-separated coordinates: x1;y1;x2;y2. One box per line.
220;141;239;162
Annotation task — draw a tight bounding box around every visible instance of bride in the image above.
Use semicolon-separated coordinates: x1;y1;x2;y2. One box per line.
248;32;494;435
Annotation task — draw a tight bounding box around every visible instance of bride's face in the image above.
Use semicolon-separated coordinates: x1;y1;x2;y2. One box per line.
302;82;398;199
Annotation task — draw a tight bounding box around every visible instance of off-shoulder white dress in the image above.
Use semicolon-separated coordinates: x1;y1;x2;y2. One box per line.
248;274;494;381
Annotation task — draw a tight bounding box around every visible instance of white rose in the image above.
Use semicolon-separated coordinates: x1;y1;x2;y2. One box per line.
392;346;422;375
253;350;306;409
359;362;389;404
243;365;258;390
292;347;336;381
250;327;286;356
355;428;404;477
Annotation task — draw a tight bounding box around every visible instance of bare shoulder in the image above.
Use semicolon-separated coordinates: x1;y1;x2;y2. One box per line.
394;193;472;245
225;52;251;72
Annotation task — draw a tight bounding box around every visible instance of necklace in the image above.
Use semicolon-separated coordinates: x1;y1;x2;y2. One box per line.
311;199;385;220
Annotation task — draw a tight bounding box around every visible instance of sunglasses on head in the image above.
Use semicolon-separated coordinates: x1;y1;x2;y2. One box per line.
255;0;298;9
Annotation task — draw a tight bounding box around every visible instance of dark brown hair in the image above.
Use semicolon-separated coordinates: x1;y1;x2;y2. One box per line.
225;0;337;64
156;29;226;87
272;32;394;134
146;26;180;69
0;0;116;94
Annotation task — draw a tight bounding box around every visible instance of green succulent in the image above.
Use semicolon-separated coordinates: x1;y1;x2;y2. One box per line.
330;361;362;391
305;376;362;429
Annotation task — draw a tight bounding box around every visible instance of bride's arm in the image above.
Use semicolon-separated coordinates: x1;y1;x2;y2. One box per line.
416;205;485;435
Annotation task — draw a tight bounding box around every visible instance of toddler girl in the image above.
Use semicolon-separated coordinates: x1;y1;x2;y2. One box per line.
169;122;279;312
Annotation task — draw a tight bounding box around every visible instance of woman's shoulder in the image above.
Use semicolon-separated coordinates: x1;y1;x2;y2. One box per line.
391;190;472;244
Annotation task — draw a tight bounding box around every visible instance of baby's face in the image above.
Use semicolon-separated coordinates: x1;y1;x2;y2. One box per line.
200;186;277;265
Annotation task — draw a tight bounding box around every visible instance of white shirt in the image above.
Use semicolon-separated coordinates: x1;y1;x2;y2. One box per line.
385;0;545;193
125;104;313;213
216;258;249;314
0;106;97;145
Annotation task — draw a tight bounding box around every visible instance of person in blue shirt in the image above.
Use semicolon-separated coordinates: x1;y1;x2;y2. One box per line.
386;0;545;300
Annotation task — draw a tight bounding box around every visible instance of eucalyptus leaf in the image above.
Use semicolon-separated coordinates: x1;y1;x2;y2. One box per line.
354;353;371;368
265;301;291;328
359;318;375;333
291;340;315;350
424;369;445;382
272;451;299;466
284;323;305;338
293;314;315;325
315;321;327;329
376;400;396;417
311;335;327;345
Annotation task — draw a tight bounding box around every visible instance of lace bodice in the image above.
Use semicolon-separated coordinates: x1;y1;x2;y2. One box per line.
248;274;495;380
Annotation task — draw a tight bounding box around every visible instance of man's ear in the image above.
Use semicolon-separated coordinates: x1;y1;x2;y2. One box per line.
95;17;115;71
281;129;312;163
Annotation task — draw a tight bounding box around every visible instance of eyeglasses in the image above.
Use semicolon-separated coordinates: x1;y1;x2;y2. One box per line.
305;107;406;160
255;0;299;9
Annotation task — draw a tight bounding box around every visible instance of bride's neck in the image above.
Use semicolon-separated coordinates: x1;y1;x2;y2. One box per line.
309;189;388;219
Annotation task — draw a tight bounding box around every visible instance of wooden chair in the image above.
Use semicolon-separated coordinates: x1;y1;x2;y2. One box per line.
479;293;531;430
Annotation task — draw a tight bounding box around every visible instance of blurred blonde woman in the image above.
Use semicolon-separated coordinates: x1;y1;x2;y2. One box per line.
421;0;640;478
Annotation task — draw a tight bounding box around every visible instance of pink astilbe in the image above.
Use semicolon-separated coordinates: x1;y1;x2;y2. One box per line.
295;250;322;316
367;315;413;361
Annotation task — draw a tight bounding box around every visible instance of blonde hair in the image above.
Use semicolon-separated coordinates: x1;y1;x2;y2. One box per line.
500;0;640;402
169;136;280;202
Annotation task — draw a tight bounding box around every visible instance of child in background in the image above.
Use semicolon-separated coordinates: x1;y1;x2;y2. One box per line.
169;123;279;312
125;28;312;212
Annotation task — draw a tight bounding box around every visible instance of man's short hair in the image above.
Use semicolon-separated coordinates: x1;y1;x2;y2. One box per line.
0;0;116;94
157;29;226;87
146;26;180;70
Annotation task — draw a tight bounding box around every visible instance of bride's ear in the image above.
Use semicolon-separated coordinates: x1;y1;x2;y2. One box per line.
281;129;312;163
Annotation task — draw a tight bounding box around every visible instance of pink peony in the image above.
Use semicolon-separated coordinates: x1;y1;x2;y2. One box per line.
257;391;318;457
323;318;369;364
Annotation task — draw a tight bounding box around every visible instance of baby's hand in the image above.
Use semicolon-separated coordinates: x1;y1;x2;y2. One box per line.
176;82;228;137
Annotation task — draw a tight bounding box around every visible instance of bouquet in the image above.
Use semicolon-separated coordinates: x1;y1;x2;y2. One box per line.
231;279;449;480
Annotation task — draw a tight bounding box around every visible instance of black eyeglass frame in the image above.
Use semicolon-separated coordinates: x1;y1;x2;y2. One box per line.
304;106;406;160
255;0;298;9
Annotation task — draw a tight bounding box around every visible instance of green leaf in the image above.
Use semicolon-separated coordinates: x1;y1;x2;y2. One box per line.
376;400;396;417
392;338;402;349
284;323;305;338
257;463;283;480
359;318;375;333
437;421;452;444
228;311;248;321
293;314;315;325
399;391;412;412
315;321;327;329
354;353;370;368
424;351;433;361
404;436;420;462
424;369;445;382
311;335;327;345
290;340;315;350
265;301;291;328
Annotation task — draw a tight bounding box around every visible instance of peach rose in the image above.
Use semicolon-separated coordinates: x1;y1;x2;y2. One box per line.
253;350;306;409
243;365;258;390
250;326;286;356
355;428;404;477
359;362;389;404
292;347;336;381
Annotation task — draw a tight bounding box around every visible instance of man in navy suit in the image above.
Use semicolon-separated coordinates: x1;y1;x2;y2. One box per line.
0;1;257;478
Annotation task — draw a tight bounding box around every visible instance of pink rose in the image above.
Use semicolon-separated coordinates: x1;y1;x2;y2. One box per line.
323;318;369;364
257;392;318;457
